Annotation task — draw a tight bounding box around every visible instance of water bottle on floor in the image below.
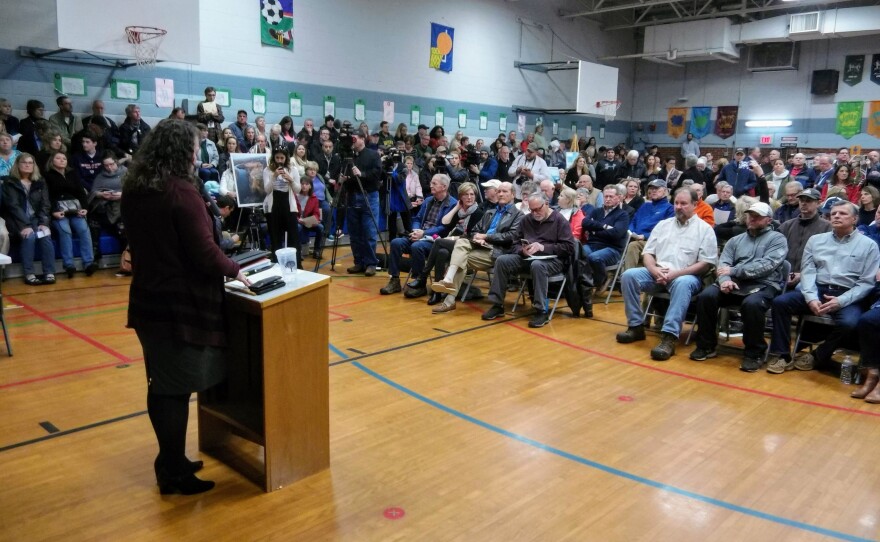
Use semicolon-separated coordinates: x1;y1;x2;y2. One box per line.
840;354;855;385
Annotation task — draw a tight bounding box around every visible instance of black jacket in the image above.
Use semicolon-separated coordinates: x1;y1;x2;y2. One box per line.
44;168;88;210
345;147;381;193
473;203;523;260
1;176;52;232
119;119;151;154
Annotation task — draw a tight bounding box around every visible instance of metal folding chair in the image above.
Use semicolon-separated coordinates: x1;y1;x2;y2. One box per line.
603;235;631;305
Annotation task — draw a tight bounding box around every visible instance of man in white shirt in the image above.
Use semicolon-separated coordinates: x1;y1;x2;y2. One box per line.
616;187;718;361
508;142;550;200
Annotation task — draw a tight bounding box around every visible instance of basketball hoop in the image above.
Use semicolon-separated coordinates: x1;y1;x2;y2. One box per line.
125;25;167;68
596;100;622;122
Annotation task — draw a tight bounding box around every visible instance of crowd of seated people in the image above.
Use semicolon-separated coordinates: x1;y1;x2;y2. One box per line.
4;92;880;399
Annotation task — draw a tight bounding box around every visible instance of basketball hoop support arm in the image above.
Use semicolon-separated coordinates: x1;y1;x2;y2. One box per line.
513;61;579;73
18;46;147;69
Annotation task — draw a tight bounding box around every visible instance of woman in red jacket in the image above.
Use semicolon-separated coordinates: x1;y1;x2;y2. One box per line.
296;176;323;258
121;119;249;496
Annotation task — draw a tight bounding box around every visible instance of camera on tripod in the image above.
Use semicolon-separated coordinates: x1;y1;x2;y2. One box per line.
337;121;355;160
381;148;402;172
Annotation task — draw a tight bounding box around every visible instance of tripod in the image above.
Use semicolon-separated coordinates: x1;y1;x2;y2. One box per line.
322;158;388;272
236;206;265;251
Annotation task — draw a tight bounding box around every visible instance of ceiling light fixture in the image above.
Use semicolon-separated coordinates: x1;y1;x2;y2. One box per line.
744;120;793;127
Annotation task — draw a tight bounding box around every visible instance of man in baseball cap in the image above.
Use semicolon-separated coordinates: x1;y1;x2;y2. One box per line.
690;199;788;371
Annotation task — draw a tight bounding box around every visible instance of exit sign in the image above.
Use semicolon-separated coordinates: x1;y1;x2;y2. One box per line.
759;135;773;145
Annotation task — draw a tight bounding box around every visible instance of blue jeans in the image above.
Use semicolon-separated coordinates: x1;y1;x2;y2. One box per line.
769;287;863;363
388;237;433;278
581;244;621;285
346;191;380;267
20;225;56;276
298;223;324;254
53;216;95;268
319;200;331;234
621;267;702;337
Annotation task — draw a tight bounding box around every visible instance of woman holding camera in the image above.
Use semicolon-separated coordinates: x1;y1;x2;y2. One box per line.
263;147;302;267
44;151;96;277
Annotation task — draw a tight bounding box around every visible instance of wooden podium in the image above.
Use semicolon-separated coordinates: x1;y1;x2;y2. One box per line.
198;271;331;492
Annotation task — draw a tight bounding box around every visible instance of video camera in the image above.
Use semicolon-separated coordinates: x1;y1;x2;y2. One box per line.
381;147;403;172
337;121;355;160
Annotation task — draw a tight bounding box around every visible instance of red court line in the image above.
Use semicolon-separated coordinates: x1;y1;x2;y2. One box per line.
334;283;372;293
330;295;384;310
13;330;135;340
0;357;145;389
7;296;132;364
41;299;128;315
504;320;880;419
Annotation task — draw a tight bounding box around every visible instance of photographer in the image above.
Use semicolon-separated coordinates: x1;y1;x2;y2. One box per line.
469;148;497;186
341;131;382;276
507;142;550;200
388;155;423;239
446;151;469;197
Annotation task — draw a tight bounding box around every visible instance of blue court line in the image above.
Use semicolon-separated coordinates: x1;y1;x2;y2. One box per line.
351;360;872;542
328;342;349;359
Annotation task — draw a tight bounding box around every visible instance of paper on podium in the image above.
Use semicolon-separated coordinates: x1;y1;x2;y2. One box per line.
225;264;283;294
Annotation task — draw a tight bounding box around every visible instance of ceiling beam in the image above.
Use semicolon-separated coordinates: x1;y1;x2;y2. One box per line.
602;0;861;30
562;0;683;18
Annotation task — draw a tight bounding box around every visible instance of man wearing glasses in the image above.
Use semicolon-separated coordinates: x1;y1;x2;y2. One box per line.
481;192;574;328
197;87;225;143
507;142;550;201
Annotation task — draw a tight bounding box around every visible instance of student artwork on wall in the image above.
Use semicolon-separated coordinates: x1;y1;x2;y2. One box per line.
289;92;302;117
410;106;420;126
667;108;687;139
499;114;507;132
843;55;864;86
429;23;454;72
231;153;270;208
155;79;174;108
714;106;738;139
252;88;267;115
260;0;293;50
54;73;86;96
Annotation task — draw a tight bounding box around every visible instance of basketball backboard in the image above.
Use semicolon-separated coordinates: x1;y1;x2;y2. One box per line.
575;61;619;117
56;0;200;65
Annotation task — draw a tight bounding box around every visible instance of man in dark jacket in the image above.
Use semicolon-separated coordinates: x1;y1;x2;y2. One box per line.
717;149;756;197
595;147;620;189
431;182;521;313
118;104;151;155
480;192;574;328
581;184;630;295
342;131;382;276
617;150;646;182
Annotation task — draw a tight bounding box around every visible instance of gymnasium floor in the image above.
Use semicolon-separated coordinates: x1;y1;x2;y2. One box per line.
1;254;878;542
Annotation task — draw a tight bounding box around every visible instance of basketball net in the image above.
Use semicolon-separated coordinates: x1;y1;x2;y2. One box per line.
125;26;167;68
596;100;622;122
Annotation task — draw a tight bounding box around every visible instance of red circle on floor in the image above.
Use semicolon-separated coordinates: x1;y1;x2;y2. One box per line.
383;507;405;520
618;395;634;402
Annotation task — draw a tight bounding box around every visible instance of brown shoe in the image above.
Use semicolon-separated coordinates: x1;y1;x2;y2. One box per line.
852;370;880;399
616;325;646;344
347;264;365;274
865;385;880;404
379;277;401;295
650;332;678;361
432;302;456;314
431;279;458;295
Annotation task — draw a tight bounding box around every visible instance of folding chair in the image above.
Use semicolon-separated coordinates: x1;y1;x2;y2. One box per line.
512;271;567;321
0;254;12;356
643;292;698;345
603;235;631;305
459;266;492;301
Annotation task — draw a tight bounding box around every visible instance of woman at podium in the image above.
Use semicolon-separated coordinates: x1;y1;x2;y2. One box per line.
121;119;249;495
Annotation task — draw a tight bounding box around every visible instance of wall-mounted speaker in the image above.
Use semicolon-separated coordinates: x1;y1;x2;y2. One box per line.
811;70;839;95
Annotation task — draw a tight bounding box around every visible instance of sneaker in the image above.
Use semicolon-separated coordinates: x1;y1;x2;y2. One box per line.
347;264;365;274
616;325;646;344
793;352;815;371
379;277;401;295
430;279;458;295
650;333;677;361
765;354;793;374
528;310;550;328
364;266;377;277
481;305;505;321
740;357;763;372
689;347;717;361
43;274;57;284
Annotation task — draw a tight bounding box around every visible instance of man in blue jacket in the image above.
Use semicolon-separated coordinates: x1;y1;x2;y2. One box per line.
380;174;457;296
621;179;675;271
582;184;630;293
717;148;757;197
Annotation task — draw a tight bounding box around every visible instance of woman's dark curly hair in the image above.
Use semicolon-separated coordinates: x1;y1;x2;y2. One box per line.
123;119;198;193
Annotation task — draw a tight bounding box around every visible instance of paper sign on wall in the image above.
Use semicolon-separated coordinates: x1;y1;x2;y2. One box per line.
289;92;302;116
499;114;507;132
552;121;558;136
252;88;267;115
155;78;174;108
435;107;444;128
383;101;395;124
215;89;231;107
599;124;606;139
354;99;366;121
54;73;86;96
479;112;488;131
458;109;467;128
324;96;335;118
111;79;139;101
517;114;526;135
410;106;420;126
585;124;592;139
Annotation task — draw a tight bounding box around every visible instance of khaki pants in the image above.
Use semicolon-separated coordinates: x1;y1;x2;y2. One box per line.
621;239;645;273
448;239;494;291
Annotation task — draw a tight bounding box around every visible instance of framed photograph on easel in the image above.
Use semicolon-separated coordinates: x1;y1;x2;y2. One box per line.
230;153;269;208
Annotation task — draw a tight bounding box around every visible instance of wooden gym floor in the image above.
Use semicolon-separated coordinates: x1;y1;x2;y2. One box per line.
1;251;879;542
